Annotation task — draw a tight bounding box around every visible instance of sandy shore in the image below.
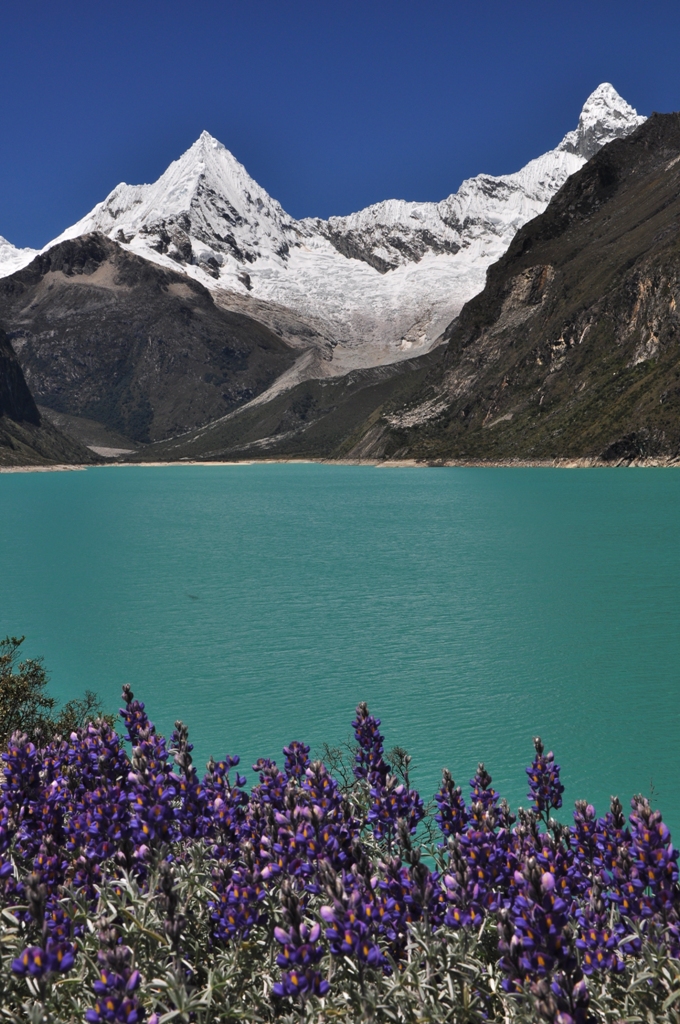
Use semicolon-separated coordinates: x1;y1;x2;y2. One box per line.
3;456;680;473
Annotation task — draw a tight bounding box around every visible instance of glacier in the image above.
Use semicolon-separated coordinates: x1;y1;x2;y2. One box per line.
0;84;645;377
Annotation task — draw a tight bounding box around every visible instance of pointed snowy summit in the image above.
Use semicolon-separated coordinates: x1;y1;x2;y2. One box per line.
558;83;646;160
48;130;298;274
0;84;648;368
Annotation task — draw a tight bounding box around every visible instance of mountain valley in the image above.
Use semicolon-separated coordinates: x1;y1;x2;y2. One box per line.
4;83;679;466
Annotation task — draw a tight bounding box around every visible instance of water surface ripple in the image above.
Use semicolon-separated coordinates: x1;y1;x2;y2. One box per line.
1;465;678;831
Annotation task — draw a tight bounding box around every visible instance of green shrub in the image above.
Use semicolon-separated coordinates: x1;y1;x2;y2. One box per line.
0;635;111;748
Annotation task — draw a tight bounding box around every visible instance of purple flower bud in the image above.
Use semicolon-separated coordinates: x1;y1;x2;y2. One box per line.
541;872;555;892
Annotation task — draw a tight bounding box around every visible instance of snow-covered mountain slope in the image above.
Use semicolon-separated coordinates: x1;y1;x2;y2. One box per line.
0;84;645;374
312;84;645;277
0;236;39;277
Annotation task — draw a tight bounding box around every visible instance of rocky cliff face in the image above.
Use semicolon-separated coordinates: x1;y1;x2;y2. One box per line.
0;326;95;466
0;326;39;424
0;235;297;444
353;112;680;462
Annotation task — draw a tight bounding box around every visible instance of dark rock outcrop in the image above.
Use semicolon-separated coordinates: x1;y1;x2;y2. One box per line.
0;326;39;424
0;326;95;466
352;112;680;463
0;234;298;444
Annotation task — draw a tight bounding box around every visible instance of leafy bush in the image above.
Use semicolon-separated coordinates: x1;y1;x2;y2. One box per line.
0;636;112;749
2;685;680;1023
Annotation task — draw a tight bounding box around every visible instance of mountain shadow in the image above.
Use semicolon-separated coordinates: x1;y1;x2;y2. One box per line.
0;326;95;466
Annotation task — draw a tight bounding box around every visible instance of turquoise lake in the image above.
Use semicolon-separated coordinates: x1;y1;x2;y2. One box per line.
1;464;679;833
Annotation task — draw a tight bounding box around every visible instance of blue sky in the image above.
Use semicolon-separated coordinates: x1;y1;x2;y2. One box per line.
1;1;678;247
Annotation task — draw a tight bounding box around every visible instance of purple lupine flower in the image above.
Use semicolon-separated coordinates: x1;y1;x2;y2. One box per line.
117;688;179;865
2;732;54;861
12;937;75;977
568;801;600;896
210;854;267;942
441;762;517;933
119;684;149;747
575;879;625;975
283;741;311;780
594;795;630;879
249;779;305;882
199;755;248;862
352;703;423;843
85;927;144;1024
499;852;577;990
629;795;678;910
272;967;330;999
374;837;435;964
590;796;642;950
272;881;329;1000
31;843;68;903
352;702;389;786
170;719;213;842
321;902;383;964
626;794;680;953
320;881;384;967
60;720;133;885
12;945;48;977
43;899;76;942
444;820;517;929
377;854;418;959
368;773;424;843
250;758;288;809
526;737;564;821
434;769;469;840
608;843;645;941
530;972;591;1024
270;760;359;887
302;761;358;862
469;763;499;818
126;748;177;858
85;967;143;1023
240;795;281;881
443;836;488;930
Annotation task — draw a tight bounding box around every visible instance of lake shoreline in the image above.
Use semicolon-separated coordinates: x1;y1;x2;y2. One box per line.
3;455;680;473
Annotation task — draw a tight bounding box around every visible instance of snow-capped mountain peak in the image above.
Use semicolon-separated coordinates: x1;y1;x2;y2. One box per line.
49;129;298;276
0;235;39;277
0;85;647;374
558;82;645;160
318;83;646;276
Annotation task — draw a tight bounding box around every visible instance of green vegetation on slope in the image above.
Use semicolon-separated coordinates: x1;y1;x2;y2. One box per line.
367;113;680;463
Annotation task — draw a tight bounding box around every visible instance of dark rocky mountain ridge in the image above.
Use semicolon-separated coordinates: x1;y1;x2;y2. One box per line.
342;112;680;463
0;235;298;445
